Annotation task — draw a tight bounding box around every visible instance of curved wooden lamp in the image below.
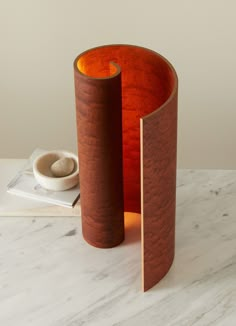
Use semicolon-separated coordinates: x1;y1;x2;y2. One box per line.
74;45;178;291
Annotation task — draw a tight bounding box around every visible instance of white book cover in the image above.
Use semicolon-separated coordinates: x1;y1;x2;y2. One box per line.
7;149;80;208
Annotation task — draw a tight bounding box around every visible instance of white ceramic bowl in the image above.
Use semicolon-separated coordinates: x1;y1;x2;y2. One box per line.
33;150;79;191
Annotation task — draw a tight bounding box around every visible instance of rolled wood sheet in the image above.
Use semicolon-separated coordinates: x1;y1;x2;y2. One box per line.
74;45;178;290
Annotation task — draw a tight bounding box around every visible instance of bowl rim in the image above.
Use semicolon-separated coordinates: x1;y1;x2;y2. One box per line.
33;150;79;181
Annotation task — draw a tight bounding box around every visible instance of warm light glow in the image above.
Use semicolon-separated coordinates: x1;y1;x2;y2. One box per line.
77;57;118;78
74;45;177;290
75;45;176;214
124;212;141;230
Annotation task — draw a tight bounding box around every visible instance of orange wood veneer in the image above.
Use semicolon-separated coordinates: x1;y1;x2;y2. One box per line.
74;45;178;291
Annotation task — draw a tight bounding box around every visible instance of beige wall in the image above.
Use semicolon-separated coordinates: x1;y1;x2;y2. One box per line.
1;0;236;168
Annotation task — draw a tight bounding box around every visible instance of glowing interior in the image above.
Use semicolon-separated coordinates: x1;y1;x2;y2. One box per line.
76;45;176;213
78;59;119;78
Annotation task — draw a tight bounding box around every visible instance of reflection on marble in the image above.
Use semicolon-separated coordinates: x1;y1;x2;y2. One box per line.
0;170;236;325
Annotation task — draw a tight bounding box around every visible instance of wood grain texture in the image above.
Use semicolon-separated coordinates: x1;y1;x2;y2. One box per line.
75;45;174;214
141;91;178;291
74;62;124;248
74;45;178;289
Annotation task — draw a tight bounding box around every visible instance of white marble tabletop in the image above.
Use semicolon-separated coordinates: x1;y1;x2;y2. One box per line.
0;166;236;326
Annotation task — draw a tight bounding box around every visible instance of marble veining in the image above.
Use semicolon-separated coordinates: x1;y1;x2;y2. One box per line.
0;169;236;325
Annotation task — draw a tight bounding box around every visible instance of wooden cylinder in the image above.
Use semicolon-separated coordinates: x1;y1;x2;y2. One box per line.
74;60;124;248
